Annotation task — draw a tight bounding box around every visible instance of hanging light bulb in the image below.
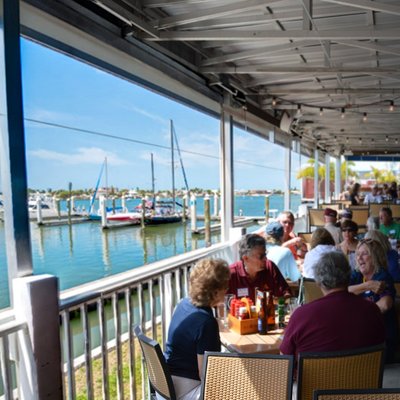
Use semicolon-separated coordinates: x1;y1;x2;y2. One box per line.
396;138;399;145
341;108;345;118
346;137;349;144
386;135;389;142
359;137;362;144
319;107;323;116
272;97;277;107
363;112;367;122
390;101;394;112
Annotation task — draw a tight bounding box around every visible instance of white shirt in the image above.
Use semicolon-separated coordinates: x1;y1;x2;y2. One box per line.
364;193;382;204
303;244;337;279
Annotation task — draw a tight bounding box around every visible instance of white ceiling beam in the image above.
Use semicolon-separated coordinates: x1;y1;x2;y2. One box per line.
179;5;362;30
148;28;400;41
201;40;319;66
154;0;280;29
200;66;399;74
321;0;400;17
263;88;400;94
335;40;400;57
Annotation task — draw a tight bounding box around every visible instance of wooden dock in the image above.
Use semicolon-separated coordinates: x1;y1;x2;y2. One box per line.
191;216;265;235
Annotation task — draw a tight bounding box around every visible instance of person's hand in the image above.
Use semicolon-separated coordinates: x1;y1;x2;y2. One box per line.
367;280;385;294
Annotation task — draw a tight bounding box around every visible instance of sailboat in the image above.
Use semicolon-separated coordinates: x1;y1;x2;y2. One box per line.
145;120;187;225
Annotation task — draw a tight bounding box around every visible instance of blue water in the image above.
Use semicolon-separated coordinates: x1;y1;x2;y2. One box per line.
0;194;300;309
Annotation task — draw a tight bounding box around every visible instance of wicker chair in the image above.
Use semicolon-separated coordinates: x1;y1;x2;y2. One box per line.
297;344;385;400
133;325;176;400
298;277;323;305
200;352;294;400
313;388;400;400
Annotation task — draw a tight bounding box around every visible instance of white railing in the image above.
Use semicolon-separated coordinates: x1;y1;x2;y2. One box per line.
59;240;237;400
0;311;31;400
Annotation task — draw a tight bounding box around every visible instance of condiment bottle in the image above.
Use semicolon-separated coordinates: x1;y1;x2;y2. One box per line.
267;291;276;329
257;291;267;335
277;297;285;328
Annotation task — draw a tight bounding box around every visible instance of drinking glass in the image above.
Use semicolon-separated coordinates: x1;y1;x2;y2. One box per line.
287;298;299;316
223;294;235;327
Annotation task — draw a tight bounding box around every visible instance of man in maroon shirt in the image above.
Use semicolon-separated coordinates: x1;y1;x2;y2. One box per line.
227;234;292;303
280;251;385;360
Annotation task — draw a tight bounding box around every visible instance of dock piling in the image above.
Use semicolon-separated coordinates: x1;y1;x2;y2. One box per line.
190;194;197;232
204;195;211;246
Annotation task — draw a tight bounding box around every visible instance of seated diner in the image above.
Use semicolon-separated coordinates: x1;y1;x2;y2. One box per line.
163;258;230;400
348;238;398;363
280;251;385;360
227;233;292;303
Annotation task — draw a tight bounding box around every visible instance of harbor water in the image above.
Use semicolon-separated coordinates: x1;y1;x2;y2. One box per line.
0;194;301;309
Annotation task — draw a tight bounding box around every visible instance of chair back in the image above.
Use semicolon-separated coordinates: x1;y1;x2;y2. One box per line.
297;344;385;400
320;204;340;211
350;208;369;233
390;204;400;219
299;278;323;304
200;352;294;400
308;209;325;229
298;232;313;246
368;203;383;218
313;388;400;400
133;325;176;400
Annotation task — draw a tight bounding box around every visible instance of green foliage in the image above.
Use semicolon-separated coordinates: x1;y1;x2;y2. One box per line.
296;158;358;181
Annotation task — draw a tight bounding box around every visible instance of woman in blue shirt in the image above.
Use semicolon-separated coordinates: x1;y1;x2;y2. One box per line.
164;258;230;400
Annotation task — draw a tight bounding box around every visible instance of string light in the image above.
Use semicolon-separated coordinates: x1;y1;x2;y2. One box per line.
346;137;349;144
272;97;277;107
396;138;399;145
386;135;389;142
319;107;323;116
363;112;367;122
359;137;362;144
390;101;394;112
341;108;345;118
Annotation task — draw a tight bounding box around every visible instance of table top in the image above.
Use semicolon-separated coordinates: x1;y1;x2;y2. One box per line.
219;322;285;354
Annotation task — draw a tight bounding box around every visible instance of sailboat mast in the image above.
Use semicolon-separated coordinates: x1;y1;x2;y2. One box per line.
151;152;155;206
170;119;176;212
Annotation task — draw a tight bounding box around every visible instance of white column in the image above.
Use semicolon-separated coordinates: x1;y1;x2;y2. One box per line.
36;197;43;225
190;193;197;232
121;195;126;212
335;157;342;200
213;193;219;217
284;139;291;211
13;275;63;399
220;100;234;241
100;195;107;228
314;148;319;208
325;153;330;203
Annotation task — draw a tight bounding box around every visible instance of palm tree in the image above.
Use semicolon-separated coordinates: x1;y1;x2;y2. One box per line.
297;159;358;181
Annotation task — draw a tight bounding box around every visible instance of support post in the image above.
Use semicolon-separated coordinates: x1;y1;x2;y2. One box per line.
0;0;33;297
100;195;107;229
213;193;219;217
182;194;187;222
325;153;330;204
141;198;146;228
190;193;197;232
220;101;234;241
284;140;291;211
13;275;63;399
264;195;270;223
204;195;211;247
36;197;42;225
121;195;126;212
335;157;342;200
314;148;319;208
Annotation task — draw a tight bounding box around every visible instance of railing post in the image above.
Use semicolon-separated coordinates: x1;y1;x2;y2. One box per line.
13;275;63;399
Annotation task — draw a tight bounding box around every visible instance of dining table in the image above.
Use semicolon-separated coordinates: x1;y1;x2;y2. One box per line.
218;320;285;354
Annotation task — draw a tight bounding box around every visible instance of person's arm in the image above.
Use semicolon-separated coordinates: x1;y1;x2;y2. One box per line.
282;236;303;249
376;295;393;314
348;280;385;295
197;354;204;379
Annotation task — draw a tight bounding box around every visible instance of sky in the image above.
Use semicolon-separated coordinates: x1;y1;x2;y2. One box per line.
19;38;387;192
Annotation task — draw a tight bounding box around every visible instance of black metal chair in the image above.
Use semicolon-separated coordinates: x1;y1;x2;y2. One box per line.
133;325;176;400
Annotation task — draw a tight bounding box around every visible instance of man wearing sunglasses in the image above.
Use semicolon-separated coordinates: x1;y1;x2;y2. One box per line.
227;233;292;303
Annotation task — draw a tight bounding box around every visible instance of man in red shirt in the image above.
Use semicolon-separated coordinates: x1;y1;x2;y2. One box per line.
280;251;385;360
227;234;292;303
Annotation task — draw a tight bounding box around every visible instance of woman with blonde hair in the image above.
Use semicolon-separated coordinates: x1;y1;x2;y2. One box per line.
303;228;336;279
365;229;400;282
163;258;230;400
349;239;398;362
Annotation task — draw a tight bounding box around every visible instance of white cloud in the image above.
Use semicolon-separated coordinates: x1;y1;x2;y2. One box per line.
29;147;128;166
